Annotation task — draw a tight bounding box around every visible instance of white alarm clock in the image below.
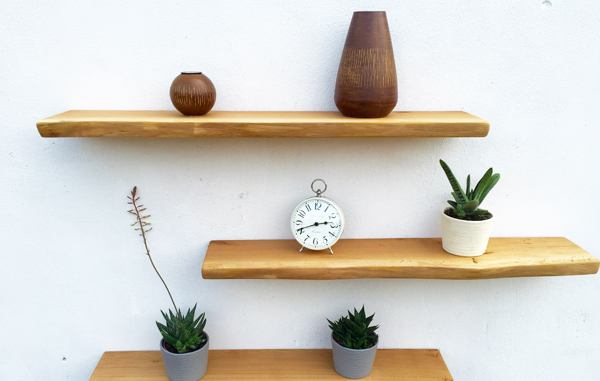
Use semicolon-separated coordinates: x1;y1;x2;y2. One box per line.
290;179;345;254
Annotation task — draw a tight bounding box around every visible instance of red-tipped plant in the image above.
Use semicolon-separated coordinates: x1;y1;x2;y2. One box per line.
128;186;177;312
128;186;207;353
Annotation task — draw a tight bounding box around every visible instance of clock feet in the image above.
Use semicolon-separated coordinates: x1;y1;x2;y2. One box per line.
299;245;333;255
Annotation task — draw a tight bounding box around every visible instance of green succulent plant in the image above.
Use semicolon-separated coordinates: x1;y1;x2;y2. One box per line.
157;305;207;354
327;306;379;350
440;159;500;221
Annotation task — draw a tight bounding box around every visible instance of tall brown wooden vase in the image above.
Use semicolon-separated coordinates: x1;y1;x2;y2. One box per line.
334;11;397;118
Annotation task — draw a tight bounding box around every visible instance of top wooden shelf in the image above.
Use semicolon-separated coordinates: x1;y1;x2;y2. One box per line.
37;110;489;138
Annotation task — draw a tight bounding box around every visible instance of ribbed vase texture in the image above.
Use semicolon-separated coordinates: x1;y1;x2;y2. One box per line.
331;334;378;379
334;11;397;118
160;333;209;381
441;211;494;257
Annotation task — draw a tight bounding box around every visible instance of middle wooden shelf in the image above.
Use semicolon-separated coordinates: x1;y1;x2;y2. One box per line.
201;237;599;280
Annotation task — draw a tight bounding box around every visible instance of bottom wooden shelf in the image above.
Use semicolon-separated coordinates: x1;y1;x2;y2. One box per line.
90;349;453;380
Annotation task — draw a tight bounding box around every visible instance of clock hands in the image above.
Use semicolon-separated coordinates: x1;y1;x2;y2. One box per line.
296;221;329;234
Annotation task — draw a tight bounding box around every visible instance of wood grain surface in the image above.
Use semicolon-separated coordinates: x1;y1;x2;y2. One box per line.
202;237;599;280
36;110;489;138
89;349;453;380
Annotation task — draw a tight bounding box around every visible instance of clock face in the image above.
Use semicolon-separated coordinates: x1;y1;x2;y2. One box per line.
291;197;344;250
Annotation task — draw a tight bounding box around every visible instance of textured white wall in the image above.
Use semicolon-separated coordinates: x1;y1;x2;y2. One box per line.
1;0;599;380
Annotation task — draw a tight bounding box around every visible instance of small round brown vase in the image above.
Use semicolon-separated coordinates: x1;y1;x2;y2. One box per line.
334;11;398;118
170;72;216;116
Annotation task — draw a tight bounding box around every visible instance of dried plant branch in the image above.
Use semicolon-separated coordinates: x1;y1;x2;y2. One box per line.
129;186;178;314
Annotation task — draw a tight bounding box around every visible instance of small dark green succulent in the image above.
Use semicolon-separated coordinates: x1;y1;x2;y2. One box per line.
157;304;207;354
327;306;379;349
440;159;500;221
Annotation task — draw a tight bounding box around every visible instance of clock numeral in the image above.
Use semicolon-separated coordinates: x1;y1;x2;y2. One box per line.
298;210;306;218
329;213;337;219
323;237;329;244
330;223;339;229
329;232;336;237
305;204;312;212
314;202;322;210
313;238;318;245
294;220;302;225
304;235;310;242
324;205;329;212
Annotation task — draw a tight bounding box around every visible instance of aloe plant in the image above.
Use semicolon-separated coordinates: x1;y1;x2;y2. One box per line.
327;306;379;349
128;186;207;354
439;160;500;220
157;305;207;354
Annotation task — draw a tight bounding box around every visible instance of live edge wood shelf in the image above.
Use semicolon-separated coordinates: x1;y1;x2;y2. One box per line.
202;237;599;280
90;349;453;380
36;110;489;138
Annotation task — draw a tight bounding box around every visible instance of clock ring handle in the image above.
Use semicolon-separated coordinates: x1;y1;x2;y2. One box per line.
311;179;327;197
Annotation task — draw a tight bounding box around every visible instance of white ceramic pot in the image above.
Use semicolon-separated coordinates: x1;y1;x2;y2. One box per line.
160;333;209;381
331;333;378;379
441;210;494;257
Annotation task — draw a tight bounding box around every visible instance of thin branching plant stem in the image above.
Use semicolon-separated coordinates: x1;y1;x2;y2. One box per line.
128;186;179;316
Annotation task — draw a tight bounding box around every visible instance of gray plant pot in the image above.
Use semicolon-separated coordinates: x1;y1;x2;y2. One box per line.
331;333;378;379
160;332;209;381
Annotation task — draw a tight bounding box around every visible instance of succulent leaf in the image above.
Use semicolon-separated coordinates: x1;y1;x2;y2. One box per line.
440;160;468;204
472;168;493;201
466;175;471;199
447;200;458;209
451;192;463;205
478;173;500;204
463;200;480;213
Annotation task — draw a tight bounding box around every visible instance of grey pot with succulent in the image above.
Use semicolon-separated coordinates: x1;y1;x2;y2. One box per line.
128;187;209;381
327;307;379;379
439;160;501;257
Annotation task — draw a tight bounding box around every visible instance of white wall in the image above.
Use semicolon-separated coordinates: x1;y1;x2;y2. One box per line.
1;0;599;379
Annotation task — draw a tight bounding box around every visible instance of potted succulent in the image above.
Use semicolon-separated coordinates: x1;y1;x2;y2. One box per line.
439;160;500;257
128;186;209;381
327;307;379;379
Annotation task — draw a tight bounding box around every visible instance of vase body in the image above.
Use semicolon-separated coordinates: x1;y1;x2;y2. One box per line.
441;211;494;257
170;72;216;116
160;333;210;381
331;333;378;379
334;11;397;118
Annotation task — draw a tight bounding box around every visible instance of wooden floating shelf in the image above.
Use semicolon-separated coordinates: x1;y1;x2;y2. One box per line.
202;237;599;280
37;110;489;138
90;349;453;380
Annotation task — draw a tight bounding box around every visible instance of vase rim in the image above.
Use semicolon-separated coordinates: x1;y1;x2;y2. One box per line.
181;71;203;75
353;11;386;14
